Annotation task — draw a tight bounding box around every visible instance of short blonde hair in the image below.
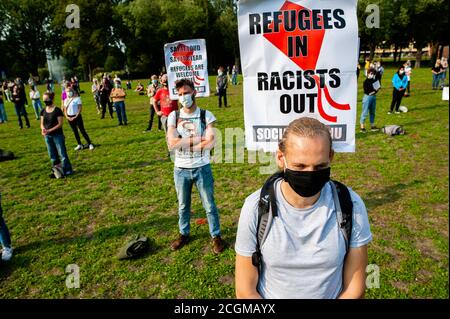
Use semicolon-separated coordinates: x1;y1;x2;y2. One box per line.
279;117;332;154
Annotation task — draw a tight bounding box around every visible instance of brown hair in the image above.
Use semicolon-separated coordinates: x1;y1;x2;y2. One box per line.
43;91;55;101
279;117;332;153
175;78;195;91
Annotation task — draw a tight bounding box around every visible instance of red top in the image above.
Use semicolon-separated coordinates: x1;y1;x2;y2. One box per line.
154;87;178;117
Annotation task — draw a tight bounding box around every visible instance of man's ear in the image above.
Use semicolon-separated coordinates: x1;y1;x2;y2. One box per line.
276;149;285;170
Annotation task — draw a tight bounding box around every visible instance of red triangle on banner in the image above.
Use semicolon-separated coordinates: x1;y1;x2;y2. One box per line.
263;1;325;71
172;43;194;67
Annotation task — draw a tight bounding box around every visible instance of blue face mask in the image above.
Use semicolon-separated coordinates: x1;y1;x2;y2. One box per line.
179;94;194;108
68;91;74;97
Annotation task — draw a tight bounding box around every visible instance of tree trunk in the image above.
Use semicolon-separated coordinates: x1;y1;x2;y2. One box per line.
430;42;440;64
399;47;403;64
393;44;398;63
439;44;444;59
415;46;423;68
369;45;376;61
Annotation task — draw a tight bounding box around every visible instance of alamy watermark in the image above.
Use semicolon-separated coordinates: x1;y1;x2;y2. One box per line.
66;264;80;289
65;4;80;29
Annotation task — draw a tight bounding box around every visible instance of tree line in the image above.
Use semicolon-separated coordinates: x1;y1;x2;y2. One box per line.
0;0;448;81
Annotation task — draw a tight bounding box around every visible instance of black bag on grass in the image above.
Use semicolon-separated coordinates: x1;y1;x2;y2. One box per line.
117;235;150;260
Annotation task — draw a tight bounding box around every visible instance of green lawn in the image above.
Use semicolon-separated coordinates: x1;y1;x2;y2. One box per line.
0;67;448;298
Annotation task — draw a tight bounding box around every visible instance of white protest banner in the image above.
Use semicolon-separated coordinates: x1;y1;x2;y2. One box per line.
164;39;210;100
238;0;359;152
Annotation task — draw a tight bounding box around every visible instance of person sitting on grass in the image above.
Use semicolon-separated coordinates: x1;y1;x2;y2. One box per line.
135;82;145;94
40;92;73;177
0;192;13;262
110;79;128;126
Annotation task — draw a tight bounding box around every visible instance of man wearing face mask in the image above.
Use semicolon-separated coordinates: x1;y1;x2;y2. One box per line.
360;68;380;133
166;78;225;254
235;117;372;299
216;66;229;108
153;74;178;134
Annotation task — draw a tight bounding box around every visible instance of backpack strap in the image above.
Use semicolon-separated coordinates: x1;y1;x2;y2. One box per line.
175;110;182;138
330;180;353;256
252;171;284;273
200;109;206;136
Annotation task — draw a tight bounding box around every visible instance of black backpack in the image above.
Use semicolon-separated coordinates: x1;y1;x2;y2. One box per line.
252;172;353;274
174;108;207;137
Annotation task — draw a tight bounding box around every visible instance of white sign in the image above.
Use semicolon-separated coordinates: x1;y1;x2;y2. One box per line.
443;86;449;101
164;39;210;100
238;0;359;152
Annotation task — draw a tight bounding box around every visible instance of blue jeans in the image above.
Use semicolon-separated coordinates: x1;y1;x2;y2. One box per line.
44;134;73;175
0;193;12;249
32;99;43;119
0;102;7;122
432;74;441;89
360;94;376;126
174;164;221;238
114;101;127;124
232;73;238;85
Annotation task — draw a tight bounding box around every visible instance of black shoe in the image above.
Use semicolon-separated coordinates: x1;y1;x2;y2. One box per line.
360;128;367;133
119;123;123;126
49;173;56;179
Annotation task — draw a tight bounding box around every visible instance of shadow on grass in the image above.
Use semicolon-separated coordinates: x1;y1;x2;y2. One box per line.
364;180;424;210
7;215;179;270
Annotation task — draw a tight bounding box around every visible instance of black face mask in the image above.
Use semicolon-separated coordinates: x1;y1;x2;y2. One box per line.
284;165;331;198
44;100;53;106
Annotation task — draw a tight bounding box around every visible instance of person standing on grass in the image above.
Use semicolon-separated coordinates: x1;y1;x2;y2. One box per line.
166;78;225;254
388;66;408;114
404;60;412;97
216;66;229;108
153;74;178;134
41;92;73;177
0;192;13;262
63;86;95;151
439;57;448;88
235;117;372;299
232;65;238;85
99;77;114;119
360;69;380;133
11;84;30;129
110;79;128;126
0;87;7;124
144;75;162;132
91;78;102;115
29;86;43;120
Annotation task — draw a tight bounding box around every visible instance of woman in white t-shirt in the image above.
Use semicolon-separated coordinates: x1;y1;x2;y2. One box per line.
29;86;43;120
63;87;95;151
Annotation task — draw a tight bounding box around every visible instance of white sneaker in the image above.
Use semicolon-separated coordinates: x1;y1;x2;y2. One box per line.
74;145;83;151
1;247;13;261
89;144;95;150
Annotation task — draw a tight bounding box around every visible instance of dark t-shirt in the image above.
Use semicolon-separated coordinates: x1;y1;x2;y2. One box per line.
432;66;443;73
363;78;379;95
41;107;64;136
0;90;3;103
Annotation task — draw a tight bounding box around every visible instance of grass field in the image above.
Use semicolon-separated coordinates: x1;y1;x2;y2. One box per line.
0;67;448;299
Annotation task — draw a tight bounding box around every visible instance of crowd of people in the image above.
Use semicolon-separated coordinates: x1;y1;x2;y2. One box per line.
357;57;448;134
0;57;446;298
